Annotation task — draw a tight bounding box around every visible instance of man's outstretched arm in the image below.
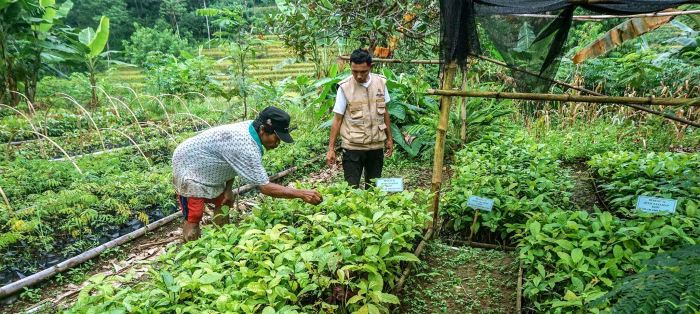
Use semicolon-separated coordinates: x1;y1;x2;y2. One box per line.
259;182;322;205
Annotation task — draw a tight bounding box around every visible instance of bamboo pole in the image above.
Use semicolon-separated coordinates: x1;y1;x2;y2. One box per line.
448;238;516;251
512;10;700;21
394;228;433;293
459;71;469;141
338;55;441;64
430;62;458;235
426;89;700;107
517;264;523;313
0;156;323;298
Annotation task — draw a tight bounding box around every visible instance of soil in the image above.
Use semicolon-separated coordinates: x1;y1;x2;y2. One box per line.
562;160;606;211
397;241;519;314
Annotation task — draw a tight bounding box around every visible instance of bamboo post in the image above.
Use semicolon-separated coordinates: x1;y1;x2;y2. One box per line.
426;89;700;107
459;71;469;141
430;62;458;236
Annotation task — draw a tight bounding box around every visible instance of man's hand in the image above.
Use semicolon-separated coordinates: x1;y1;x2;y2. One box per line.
326;149;337;167
385;139;394;158
298;189;323;205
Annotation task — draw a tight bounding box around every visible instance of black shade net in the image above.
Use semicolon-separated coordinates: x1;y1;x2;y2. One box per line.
440;0;694;92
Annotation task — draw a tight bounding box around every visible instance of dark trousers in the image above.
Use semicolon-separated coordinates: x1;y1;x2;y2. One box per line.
342;149;384;189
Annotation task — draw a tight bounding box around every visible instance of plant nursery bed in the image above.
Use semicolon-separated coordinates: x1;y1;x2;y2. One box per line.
398;241;519;314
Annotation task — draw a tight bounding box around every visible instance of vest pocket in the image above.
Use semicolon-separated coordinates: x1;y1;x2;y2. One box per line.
376;102;386;115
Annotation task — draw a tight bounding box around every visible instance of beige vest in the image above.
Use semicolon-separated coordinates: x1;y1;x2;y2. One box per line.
338;74;388;150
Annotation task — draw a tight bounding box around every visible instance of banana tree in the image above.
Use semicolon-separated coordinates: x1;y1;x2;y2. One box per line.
66;16;112;107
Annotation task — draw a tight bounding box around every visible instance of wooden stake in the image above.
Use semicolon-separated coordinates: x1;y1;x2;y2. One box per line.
394;228;433;293
426;89;700;107
467;209;480;243
430;62;458;235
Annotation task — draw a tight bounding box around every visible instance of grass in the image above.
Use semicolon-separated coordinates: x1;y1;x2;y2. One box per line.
398;241;519;314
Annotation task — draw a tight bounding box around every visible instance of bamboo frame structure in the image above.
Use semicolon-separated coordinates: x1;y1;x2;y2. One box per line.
338;55;700;127
425;89;700;107
430;62;458;236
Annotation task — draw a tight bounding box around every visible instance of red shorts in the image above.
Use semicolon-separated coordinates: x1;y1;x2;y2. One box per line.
177;193;226;223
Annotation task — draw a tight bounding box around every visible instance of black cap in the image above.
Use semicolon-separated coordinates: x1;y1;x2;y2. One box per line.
256;106;294;143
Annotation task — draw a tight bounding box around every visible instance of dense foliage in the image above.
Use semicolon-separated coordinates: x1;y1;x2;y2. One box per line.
443;129;574;241
66;184;431;313
589;151;700;217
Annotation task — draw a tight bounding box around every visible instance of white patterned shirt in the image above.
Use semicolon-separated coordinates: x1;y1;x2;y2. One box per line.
172;121;269;199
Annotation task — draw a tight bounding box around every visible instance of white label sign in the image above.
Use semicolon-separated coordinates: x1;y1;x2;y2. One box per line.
376;178;404;192
467;196;494;212
636;196;677;214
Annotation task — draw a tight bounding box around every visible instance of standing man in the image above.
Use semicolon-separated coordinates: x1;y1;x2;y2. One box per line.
326;49;394;188
172;106;322;241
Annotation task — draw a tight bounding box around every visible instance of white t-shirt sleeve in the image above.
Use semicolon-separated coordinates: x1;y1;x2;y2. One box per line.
384;85;391;103
332;88;347;115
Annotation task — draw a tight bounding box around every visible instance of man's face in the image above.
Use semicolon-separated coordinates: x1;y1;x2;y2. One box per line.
350;62;372;84
259;127;280;150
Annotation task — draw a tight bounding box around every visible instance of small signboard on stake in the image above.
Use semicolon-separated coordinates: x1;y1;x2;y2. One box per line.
467;196;494;212
376;178;404;192
636;196;677;214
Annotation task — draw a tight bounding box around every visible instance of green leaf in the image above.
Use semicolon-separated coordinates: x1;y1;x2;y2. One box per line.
199;273;223;285
347;295;363;305
88;16;109;57
262;306;276;314
365;245;379;257
78;27;95;46
384;252;420;262
571;248;584;265
563;290;578;301
529;221;541;236
377;292;400;304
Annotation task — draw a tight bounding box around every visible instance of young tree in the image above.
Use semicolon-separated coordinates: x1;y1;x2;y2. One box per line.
198;5;265;119
64;16;115;107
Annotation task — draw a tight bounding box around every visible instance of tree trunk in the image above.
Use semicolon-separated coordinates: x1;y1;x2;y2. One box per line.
89;71;98;107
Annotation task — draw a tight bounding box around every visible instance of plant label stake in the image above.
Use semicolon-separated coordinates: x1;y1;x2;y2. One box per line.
466;196;494;242
467;196;494;212
376;178;404;192
636;196;677;214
